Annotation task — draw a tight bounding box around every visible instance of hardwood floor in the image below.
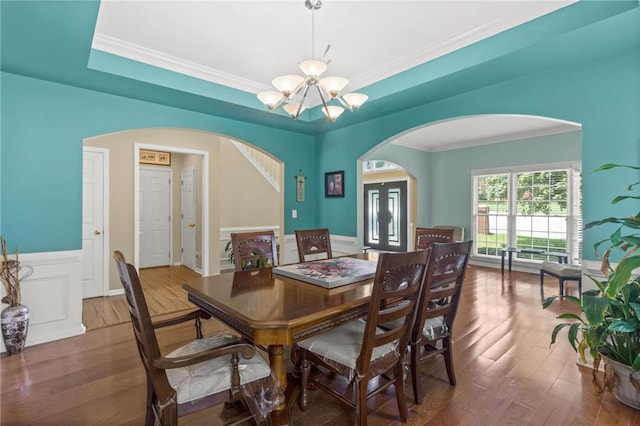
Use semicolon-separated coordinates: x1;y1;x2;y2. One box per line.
4;266;640;425
82;265;202;330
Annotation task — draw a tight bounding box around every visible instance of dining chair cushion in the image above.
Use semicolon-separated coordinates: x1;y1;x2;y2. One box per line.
296;319;399;373
422;316;448;340
166;334;273;404
381;316;448;341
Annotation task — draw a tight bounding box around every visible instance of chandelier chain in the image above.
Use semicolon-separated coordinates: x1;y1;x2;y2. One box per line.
311;8;315;59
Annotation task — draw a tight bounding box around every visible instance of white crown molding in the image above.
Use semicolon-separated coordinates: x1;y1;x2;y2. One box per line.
394;126;580;153
92;33;271;94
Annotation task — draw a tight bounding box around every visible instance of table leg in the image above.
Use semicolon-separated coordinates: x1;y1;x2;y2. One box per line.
501;252;505;275
269;344;288;425
508;252;513;272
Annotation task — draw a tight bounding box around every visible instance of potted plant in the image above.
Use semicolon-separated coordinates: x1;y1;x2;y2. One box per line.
224;239;280;270
0;236;33;354
544;163;640;409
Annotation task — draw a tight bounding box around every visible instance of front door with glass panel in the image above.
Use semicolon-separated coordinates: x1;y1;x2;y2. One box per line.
364;181;407;252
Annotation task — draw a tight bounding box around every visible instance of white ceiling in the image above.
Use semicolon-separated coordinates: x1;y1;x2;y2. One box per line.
92;0;579;149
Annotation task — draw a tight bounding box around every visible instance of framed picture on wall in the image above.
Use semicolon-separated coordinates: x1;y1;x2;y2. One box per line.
325;170;344;198
139;149;171;166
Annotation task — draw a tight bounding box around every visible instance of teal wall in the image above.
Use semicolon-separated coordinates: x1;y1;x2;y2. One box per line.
1;35;638;262
0;72;317;253
317;47;640;261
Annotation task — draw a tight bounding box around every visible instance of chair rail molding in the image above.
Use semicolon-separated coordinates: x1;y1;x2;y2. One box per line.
0;250;85;353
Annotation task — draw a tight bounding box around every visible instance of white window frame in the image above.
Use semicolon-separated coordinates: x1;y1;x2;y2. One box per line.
471;161;582;264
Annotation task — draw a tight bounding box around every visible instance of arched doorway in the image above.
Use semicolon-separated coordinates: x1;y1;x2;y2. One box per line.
361;160;415;252
357;114;582;271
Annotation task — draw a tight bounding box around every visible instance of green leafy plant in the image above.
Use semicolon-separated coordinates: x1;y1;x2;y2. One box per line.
543;163;640;393
224;240;279;270
224;240;235;266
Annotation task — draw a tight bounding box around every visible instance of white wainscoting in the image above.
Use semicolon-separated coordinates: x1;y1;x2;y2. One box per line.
281;234;359;265
1;250;85;353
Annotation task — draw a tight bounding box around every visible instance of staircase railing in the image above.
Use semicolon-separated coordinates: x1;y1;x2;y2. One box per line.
229;139;280;192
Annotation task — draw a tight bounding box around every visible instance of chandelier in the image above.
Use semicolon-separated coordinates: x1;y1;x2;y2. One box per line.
257;0;368;122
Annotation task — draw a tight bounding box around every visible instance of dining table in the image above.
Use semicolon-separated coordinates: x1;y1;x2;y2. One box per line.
182;252;379;423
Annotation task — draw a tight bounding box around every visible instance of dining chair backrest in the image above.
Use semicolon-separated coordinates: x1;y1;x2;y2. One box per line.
415;227;454;251
434;225;464;242
356;249;430;375
413;240;472;343
405;240;472;405
230;230;278;271
113;251;176;398
295;228;333;263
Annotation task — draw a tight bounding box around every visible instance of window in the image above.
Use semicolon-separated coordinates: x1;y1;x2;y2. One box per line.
363;160;399;173
473;163;582;263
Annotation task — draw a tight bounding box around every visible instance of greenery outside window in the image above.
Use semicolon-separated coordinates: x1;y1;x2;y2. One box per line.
473;163;582;263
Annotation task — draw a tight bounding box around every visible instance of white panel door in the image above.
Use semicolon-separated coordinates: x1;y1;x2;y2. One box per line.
140;168;172;268
181;167;196;270
82;150;105;299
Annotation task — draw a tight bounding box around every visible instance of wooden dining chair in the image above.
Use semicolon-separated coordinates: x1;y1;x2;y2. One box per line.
415;227;454;251
295;228;333;263
433;225;464;242
293;250;429;425
230;230;278;271
407;240;472;404
113;251;281;425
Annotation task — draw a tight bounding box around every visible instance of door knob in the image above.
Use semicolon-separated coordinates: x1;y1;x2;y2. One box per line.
188;223;196;228
94;230;102;235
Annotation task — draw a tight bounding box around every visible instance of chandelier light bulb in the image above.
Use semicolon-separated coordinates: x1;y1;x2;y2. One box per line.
342;93;368;110
322;105;344;122
272;75;304;98
320;77;349;98
299;60;327;78
257;91;284;110
283;103;306;118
